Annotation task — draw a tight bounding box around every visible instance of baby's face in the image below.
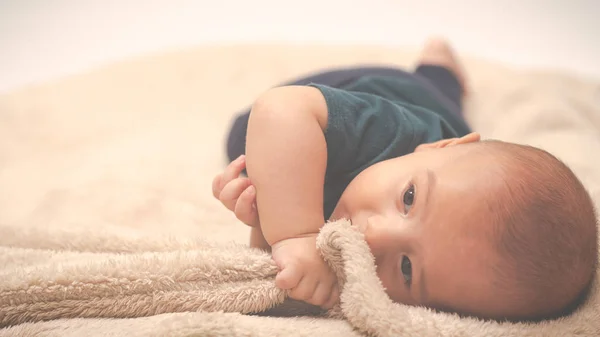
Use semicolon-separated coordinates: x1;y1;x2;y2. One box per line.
329;140;514;318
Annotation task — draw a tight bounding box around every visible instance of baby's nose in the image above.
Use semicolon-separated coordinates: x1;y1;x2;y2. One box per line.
363;215;395;255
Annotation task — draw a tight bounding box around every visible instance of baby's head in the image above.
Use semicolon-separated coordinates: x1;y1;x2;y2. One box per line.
330;133;598;321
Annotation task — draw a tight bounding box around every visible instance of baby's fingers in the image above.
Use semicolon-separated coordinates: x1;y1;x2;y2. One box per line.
211;174;223;199
311;281;336;308
219;177;251;211
222;155;247;187
212;155;246;199
234;185;259;227
323;284;340;309
275;265;303;290
288;276;319;304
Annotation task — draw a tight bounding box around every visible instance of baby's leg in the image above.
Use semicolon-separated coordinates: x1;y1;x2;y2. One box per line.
413;38;468;112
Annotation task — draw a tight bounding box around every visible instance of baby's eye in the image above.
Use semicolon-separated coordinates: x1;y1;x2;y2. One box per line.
401;255;412;286
402;184;415;213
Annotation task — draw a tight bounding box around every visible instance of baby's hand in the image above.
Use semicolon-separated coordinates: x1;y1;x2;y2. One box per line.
212;155;260;227
271;235;340;309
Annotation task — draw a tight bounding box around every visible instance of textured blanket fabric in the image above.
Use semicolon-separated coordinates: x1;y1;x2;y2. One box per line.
1;45;600;336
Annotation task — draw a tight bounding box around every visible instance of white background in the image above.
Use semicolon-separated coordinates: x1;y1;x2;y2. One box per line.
1;0;599;93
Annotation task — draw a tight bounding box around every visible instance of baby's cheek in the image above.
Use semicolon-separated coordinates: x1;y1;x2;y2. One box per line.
376;264;412;305
361;221;397;255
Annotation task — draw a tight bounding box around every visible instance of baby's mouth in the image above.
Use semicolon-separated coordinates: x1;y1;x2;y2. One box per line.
344;217;367;234
353;221;368;233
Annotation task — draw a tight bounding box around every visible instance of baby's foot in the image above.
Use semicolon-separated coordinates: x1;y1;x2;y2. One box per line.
416;37;469;96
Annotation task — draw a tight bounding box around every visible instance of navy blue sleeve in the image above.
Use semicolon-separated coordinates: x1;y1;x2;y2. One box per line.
308;83;451;219
311;84;440;176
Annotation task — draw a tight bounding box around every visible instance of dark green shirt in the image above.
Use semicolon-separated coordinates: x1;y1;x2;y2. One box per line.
309;75;470;219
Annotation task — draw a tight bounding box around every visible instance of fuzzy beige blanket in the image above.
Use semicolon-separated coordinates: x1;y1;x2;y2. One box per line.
1;45;600;336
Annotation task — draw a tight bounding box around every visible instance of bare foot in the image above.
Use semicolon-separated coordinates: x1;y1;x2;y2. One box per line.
416;37;469;96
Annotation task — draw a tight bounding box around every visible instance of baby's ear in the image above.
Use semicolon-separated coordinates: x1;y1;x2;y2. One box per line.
452;132;481;145
414;132;480;152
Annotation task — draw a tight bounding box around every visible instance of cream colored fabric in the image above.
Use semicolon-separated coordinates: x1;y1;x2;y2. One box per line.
1;45;599;336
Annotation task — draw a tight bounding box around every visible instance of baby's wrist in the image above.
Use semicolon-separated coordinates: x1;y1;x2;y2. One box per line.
271;233;319;249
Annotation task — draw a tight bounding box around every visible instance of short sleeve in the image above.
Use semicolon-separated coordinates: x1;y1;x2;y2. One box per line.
311;83;444;177
308;83;452;219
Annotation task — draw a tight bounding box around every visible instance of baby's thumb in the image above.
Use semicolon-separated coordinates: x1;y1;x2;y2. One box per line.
275;264;301;290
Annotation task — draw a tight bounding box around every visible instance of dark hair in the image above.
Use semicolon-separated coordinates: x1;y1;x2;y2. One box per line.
480;140;598;321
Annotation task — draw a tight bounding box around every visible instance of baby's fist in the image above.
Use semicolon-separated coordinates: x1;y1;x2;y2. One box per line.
271;236;339;309
211;155;260;227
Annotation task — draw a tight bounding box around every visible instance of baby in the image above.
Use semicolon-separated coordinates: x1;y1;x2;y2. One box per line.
212;38;598;321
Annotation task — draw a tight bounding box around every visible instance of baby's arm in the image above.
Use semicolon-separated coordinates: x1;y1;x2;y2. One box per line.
246;86;338;308
246;85;328;245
